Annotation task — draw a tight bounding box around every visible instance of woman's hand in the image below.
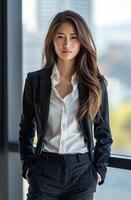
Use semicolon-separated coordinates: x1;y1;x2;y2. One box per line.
96;172;102;184
25;168;30;181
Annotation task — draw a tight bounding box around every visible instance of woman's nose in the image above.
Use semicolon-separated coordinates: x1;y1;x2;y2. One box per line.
63;38;70;48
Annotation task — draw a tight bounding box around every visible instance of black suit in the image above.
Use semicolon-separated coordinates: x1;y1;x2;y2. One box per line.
19;67;113;186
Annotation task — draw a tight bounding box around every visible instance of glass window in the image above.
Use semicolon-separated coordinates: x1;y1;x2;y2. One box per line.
93;0;131;156
94;167;131;199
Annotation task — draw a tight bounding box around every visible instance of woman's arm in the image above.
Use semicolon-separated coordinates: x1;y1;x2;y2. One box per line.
93;79;113;185
19;73;36;179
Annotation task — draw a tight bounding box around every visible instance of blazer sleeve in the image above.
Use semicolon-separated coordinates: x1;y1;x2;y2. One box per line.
93;79;113;185
19;73;36;179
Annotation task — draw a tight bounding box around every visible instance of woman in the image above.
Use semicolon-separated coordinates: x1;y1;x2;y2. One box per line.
19;10;113;200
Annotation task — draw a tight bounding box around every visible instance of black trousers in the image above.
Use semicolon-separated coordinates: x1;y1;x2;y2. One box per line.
26;151;97;200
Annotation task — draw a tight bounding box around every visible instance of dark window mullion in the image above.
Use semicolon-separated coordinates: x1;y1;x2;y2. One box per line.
0;0;9;200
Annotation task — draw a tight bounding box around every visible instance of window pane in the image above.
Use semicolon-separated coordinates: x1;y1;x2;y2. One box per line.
93;0;131;155
94;168;131;199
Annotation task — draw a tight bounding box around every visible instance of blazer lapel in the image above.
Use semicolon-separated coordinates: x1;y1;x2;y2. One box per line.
39;67;53;135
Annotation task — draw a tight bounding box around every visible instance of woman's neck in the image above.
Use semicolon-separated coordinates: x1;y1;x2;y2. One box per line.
56;59;75;80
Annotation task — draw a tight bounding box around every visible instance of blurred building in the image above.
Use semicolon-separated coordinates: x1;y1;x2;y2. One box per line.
36;0;92;33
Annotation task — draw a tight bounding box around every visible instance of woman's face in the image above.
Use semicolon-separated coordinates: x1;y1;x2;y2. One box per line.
53;22;80;61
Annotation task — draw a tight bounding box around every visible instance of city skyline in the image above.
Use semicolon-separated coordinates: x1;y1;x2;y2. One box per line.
22;0;131;31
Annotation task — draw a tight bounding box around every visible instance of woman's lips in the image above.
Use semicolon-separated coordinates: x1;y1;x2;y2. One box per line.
62;51;72;54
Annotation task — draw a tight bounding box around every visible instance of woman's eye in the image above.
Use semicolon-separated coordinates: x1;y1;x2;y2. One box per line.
70;35;78;39
55;35;78;40
71;37;77;39
57;35;64;39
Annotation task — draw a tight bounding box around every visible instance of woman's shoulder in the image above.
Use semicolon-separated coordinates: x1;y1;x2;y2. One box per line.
27;67;51;79
97;74;108;95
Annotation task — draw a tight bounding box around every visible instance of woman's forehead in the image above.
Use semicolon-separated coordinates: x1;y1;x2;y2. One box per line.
55;22;77;33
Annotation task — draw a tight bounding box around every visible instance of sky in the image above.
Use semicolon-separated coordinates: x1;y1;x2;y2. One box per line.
22;0;131;30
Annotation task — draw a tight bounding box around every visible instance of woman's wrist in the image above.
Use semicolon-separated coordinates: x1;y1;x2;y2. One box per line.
25;168;30;180
96;172;102;183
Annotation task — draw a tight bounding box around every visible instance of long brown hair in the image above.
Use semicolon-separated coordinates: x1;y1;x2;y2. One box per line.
42;10;107;121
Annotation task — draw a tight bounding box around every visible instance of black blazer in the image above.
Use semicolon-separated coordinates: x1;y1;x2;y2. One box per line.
19;67;113;185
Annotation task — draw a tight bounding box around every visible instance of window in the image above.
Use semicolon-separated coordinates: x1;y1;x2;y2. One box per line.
93;0;131;156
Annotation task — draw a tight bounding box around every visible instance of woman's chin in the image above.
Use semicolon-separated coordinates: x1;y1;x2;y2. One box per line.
58;55;75;61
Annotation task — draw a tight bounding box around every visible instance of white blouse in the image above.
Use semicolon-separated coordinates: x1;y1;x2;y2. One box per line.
43;63;88;154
